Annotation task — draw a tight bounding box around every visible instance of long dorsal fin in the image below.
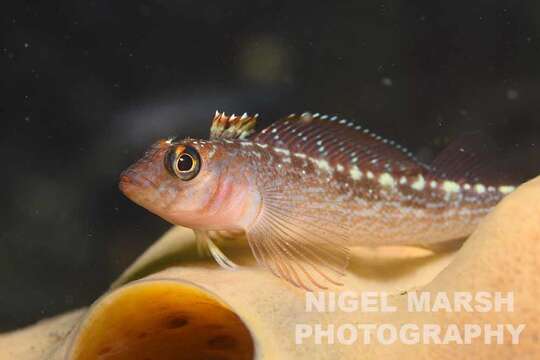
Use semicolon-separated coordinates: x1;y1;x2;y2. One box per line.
252;112;427;176
210;111;258;140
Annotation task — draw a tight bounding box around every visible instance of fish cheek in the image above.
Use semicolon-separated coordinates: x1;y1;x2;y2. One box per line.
167;174;217;215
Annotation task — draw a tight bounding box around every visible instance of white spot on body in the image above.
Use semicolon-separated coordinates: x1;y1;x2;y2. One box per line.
499;185;515;194
336;164;344;172
475;184;486;194
379;173;396;188
411;175;426;191
310;158;333;173
274;147;290;156
350;165;362;180
366;171;374;179
294;153;307;159
430;180;437;189
399;176;407;185
442;180;460;193
256;143;268;149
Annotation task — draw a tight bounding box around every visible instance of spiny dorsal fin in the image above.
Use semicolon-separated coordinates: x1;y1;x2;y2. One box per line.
210;111;258;140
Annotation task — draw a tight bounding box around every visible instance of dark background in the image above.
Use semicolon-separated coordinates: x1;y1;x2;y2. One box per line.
1;1;539;331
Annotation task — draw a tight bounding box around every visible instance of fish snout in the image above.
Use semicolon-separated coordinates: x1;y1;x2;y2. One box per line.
118;170;137;196
119;165;162;195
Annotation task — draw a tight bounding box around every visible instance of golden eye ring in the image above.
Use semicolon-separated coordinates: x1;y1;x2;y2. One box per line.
174;153;195;173
165;145;201;181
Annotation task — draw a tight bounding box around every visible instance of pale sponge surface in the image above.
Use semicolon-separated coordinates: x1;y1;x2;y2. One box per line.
1;177;539;359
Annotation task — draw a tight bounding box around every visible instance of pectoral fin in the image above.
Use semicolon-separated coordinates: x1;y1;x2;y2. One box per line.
246;193;351;290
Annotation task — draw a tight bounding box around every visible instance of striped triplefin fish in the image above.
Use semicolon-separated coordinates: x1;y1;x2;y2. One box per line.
119;111;517;290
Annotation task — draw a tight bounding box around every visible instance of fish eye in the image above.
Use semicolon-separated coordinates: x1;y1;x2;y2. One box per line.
177;153;194;171
165;145;201;181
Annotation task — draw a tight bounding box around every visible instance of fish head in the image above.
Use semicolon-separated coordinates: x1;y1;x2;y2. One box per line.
119;138;259;230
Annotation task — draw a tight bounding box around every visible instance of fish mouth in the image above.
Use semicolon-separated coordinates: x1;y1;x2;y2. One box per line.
119;169;159;195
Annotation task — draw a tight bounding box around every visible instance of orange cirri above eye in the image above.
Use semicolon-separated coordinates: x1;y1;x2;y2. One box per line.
174;145;186;155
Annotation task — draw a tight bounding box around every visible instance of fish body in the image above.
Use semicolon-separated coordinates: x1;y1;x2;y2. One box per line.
120;112;516;289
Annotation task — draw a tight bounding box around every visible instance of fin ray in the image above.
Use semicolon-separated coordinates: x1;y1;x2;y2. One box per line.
263;210;347;275
430;132;502;184
246;190;351;290
195;230;238;270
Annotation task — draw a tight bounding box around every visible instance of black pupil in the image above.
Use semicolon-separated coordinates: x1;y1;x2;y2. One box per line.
177;154;193;172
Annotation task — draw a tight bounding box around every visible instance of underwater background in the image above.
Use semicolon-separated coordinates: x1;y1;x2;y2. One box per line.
1;0;539;330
